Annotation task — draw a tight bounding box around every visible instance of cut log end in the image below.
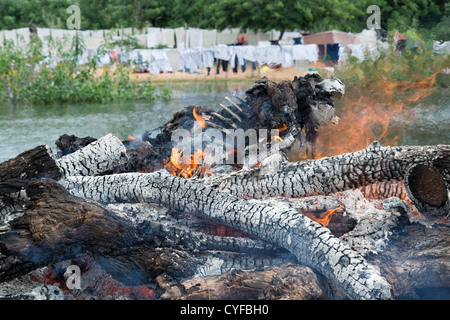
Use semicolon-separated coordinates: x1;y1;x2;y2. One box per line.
404;164;450;222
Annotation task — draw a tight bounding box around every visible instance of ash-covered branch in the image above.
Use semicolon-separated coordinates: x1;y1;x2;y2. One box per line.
64;171;393;300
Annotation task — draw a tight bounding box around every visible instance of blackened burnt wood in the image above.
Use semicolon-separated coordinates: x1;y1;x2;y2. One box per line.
141;74;344;165
0;134;128;183
403;164;450;221
0;179;288;284
0;179;139;280
0;145;61;182
369;218;450;299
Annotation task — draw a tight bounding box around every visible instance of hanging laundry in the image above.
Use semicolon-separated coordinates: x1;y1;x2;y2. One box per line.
178;48;203;72
134;34;147;48
216;28;239;45
240;45;256;62
3;30;17;46
255;45;282;66
90;30;104;38
202;47;215;68
178;48;189;71
254;45;269;65
188;28;203;48
325;43;339;62
15;28;30;46
367;43;380;60
147;32;165;48
229;46;240;70
347;43;367;62
234;46;245;66
83;36;103;50
120;28;133;36
338;45;348;62
37;28;51;56
214;44;232;61
292;44;319;62
189;48;204;69
165;49;179;72
175;27;186;49
281;45;294;67
202;29;217;47
163;29;175;48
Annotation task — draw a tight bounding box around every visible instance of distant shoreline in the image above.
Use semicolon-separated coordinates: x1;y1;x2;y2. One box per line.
129;65;315;85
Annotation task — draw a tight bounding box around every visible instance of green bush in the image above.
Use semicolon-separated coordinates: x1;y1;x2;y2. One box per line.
332;30;449;89
0;33;170;105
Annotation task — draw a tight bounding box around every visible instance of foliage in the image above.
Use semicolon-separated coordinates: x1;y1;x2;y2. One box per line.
0;0;448;40
0;34;170;105
212;0;366;38
333;30;449;88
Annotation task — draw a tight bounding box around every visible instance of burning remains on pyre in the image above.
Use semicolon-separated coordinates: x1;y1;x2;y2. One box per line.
0;74;448;301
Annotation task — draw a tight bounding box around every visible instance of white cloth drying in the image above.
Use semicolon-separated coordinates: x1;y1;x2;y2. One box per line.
202;47;215;68
292;44;319;62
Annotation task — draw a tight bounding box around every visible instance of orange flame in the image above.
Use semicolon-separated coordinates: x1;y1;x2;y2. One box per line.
273;136;283;142
290;72;438;160
304;205;342;227
193;107;206;129
277;123;288;132
164;147;209;179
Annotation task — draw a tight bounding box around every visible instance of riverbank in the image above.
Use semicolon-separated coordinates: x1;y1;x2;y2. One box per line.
129;63;331;85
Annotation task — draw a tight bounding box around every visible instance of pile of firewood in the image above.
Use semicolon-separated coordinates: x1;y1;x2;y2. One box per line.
0;75;448;300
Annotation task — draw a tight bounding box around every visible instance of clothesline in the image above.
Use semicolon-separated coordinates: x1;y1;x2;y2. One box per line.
32;43;385;74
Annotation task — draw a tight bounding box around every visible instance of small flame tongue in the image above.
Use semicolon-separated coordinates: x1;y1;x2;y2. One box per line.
193;107;206;129
303;205;342;227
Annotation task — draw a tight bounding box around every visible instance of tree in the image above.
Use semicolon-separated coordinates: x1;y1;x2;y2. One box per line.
212;0;367;39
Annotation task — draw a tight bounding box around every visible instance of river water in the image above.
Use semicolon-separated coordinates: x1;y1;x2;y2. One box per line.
0;81;449;163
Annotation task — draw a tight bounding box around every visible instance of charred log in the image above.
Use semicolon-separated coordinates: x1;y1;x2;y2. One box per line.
160;264;333;300
403;164;450;221
64;171;393;300
138;74;344;169
0;134;128;185
211;142;450;217
55;134;97;157
0;179;293;286
1;131;449;300
369;216;450;299
0;145;61;182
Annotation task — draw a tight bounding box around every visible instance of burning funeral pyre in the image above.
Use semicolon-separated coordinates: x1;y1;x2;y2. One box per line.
0;74;448;300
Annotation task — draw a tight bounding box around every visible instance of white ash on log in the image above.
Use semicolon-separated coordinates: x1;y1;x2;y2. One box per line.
209;142;450;220
64;171;393;300
0;179;295;287
1;130;449;299
55;133;128;177
0;133;128;185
